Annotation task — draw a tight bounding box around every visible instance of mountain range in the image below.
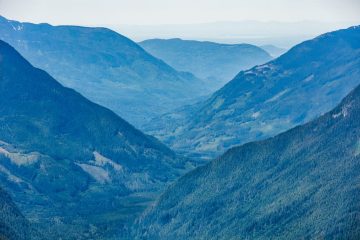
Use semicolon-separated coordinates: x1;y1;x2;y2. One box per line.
139;38;272;89
144;26;360;159
116;20;356;48
0;16;209;127
134;81;360;240
1;16;359;240
0;39;190;239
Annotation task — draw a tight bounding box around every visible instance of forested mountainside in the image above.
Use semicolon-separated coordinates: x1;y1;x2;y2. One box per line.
0;16;209;127
135;83;360;240
145;26;360;159
0;40;190;239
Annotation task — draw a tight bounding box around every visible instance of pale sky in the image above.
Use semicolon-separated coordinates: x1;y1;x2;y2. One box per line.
0;0;359;26
1;0;359;47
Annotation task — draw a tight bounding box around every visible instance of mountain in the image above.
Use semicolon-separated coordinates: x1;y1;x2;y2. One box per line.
134;83;360;240
0;40;189;239
0;187;44;240
0;16;209;127
139;38;272;89
145;26;360;159
116;20;356;48
259;44;287;57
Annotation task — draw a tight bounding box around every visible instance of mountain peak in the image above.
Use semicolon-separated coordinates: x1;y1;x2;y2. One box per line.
0;16;209;127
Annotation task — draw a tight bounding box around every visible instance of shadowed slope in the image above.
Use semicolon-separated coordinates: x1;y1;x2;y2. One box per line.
0;16;209;127
0;187;44;240
0;40;188;239
135;83;360;240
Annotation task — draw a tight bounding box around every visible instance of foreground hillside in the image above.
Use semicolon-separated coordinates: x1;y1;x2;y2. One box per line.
140;38;272;89
0;16;209;127
135;83;360;239
0;40;189;239
145;26;360;159
0;187;44;240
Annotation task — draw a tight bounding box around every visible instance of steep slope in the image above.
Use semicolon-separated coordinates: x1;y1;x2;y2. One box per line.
139;38;272;89
135;83;360;240
0;16;208;127
0;187;44;240
145;26;360;159
0;40;188;239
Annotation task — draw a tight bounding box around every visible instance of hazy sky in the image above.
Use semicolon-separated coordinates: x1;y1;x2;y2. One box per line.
1;0;359;47
1;0;359;26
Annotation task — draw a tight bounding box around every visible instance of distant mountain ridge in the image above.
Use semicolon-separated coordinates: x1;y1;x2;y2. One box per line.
0;39;189;239
117;20;356;48
259;44;287;57
144;25;360;159
134;82;360;239
139;38;272;89
0;15;209;127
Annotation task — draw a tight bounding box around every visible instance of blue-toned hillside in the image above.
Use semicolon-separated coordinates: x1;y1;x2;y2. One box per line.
0;187;44;240
145;26;360;159
0;40;188;239
135;83;360;240
140;38;272;89
0;16;209;127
